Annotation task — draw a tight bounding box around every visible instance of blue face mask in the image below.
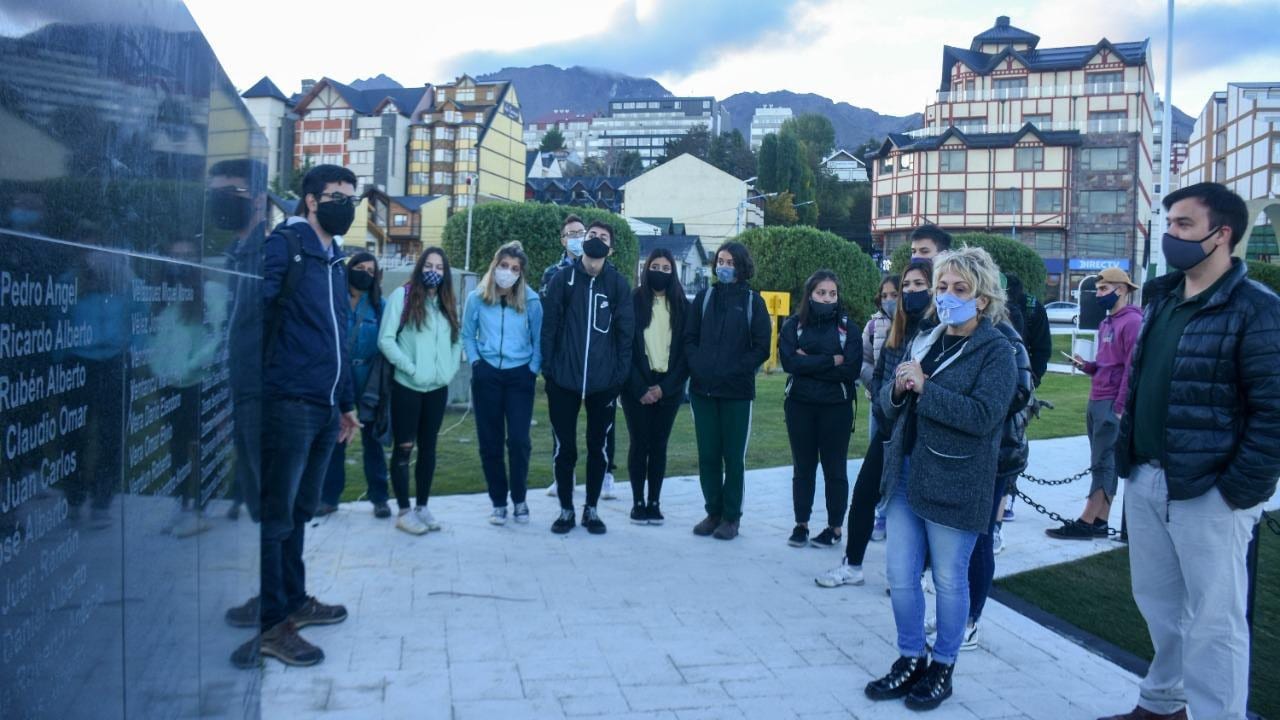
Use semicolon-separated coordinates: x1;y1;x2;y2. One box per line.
566;234;585;258
1096;291;1119;312
715;265;735;284
934;292;978;327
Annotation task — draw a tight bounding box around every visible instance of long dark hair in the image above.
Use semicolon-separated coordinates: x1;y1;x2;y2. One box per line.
348;251;382;314
635;247;688;331
405;246;459;343
886;259;933;350
876;274;900;316
714;241;755;281
794;269;840;328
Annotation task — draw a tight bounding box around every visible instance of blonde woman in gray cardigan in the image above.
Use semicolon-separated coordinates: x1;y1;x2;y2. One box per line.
864;246;1016;712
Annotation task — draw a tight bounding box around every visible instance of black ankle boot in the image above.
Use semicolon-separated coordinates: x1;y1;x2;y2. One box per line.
904;660;954;711
864;655;928;700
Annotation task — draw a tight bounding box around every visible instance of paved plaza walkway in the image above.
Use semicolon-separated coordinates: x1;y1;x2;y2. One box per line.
262;435;1166;719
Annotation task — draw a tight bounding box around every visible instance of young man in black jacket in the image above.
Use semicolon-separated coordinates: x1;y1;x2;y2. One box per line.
540;221;634;534
1099;183;1280;720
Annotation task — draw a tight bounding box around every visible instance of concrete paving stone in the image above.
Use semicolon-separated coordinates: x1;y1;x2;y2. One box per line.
447;660;524;702
558;688;632;716
381;671;449;707
451;698;567;720
677;661;775;683
621;683;734;712
674;706;750;720
520;677;625;702
516;653;614;681
605;651;685;686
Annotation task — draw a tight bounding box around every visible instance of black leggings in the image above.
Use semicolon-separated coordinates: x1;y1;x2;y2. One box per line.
390;380;448;509
620;393;681;504
785;398;853;527
845;428;887;566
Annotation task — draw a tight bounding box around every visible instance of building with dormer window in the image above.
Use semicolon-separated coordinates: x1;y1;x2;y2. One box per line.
871;16;1155;299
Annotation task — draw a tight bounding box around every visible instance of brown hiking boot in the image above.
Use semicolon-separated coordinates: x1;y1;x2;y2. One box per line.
1097;706;1187;720
288;596;348;629
225;595;259;628
260;621;324;667
713;520;740;540
693;515;721;536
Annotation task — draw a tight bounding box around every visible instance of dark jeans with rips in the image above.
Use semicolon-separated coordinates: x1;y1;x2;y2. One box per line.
966;473;1011;623
472;360;536;508
260;398;338;630
845;427;887;566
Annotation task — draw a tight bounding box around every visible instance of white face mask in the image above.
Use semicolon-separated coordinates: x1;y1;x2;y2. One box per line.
494;267;519;289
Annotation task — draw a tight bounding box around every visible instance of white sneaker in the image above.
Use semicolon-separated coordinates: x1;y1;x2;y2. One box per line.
601;472;617;500
546;481;558;497
993;526;1005;555
921;574;935;595
396;510;429;535
513;502;530;524
960;622;980;651
814;560;865;588
924;615;937;635
489;507;508;526
414;505;441;531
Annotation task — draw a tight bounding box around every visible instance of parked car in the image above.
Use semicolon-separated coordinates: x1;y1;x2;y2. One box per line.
1045;301;1080;325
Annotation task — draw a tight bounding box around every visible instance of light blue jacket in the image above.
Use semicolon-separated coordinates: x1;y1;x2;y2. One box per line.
377;286;462;393
461;286;543;373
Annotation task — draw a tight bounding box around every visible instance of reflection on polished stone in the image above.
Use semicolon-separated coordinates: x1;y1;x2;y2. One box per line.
0;1;263;717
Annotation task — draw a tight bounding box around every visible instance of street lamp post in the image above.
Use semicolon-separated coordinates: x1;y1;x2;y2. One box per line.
738;192;777;234
463;173;477;272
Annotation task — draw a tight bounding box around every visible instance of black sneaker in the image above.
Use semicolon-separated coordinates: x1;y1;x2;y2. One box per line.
372;501;391;519
1045;519;1096;540
865;655;928;700
810;527;841;548
630;501;648;525
1091;519;1110;537
646;501;664;525
693;515;720;536
583;505;607;535
313;503;337;518
788;525;809;547
904;660;954;711
288;596;348;629
259;621;324;667
225;595;260;628
551;508;576;534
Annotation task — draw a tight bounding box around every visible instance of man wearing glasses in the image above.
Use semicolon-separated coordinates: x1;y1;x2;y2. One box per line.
541;213;586;293
231;165;362;668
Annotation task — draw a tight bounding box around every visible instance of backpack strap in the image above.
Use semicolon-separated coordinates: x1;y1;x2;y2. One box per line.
702;285;757;349
263;225;304;363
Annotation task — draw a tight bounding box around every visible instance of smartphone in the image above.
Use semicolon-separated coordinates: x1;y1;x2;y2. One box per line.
1061;351;1081;365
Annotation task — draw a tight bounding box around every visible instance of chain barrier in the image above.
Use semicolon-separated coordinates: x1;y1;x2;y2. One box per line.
1018;465;1096;486
1263;510;1280;536
1013;488;1122;538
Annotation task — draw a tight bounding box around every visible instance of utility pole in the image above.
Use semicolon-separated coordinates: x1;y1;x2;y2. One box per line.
1155;0;1174;279
463;173;477;272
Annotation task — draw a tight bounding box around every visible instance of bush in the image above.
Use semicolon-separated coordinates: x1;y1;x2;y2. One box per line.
737;225;882;327
441;202;639;289
1248;260;1280;294
889;232;1048;299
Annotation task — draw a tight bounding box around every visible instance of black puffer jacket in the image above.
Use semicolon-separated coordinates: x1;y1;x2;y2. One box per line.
684;282;771;400
779;310;859;405
540;259;634;397
994;320;1034;478
1116;259;1280;509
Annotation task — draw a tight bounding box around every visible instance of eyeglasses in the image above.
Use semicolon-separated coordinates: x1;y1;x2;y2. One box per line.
562;230;585;239
317;192;361;206
208;186;251;197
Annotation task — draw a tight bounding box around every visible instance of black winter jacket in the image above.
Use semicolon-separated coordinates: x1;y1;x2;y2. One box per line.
626;291;690;406
779;311;859;405
994;320;1034;478
1116;259;1280;509
540;259;634;397
684;282;771;400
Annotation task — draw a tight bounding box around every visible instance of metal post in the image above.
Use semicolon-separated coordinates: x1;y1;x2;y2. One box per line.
1155;0;1174;278
463;174;476;272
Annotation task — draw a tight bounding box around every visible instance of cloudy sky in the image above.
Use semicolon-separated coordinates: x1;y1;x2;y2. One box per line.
185;0;1276;117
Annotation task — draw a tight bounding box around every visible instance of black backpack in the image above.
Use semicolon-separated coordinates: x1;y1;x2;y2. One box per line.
262;225;306;363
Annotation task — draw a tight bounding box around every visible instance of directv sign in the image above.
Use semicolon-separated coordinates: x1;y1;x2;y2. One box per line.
1069;258;1130;272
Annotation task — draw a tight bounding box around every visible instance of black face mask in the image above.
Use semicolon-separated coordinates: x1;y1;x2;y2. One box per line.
902;289;931;316
1162;228;1220;272
809;299;838;321
646;269;671;292
208;191;253;231
315;200;355;236
349;270;374;292
583;237;610;259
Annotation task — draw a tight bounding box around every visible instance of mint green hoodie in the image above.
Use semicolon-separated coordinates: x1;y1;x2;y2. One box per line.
378;285;462;393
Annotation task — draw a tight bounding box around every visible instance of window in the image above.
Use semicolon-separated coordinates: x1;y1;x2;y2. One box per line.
1082;190;1124;214
940;149;966;172
1085;71;1124;94
412;127;429;141
995;189;1021;214
443;110;462;123
954;117;985;133
880;158;894;176
1015;147;1044;170
455;89;475;102
897;193;912;215
460;148;477;162
1081;147;1125;171
460;127;478;140
454;194;473;208
410;172;429;186
411;150;429;163
1034;189;1063;213
963;79;976;96
1215;158;1227;182
434;126;455;140
1088;111;1127;132
898;154;914;172
350;151;372;165
877;196;893;217
432;171;454;185
393;214;408;227
939;191;966;213
433;149;454;162
322;154;341;165
303;130;321;144
1024;231;1064;256
1024;114;1051;129
992;76;1028;98
1076;232;1125;257
357;175;374;189
323;130;341;144
1215;130;1228;156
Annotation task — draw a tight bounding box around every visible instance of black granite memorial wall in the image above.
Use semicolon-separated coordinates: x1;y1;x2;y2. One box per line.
0;2;263;717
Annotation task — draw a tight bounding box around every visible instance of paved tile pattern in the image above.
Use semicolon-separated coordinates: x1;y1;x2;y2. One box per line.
261;435;1193;719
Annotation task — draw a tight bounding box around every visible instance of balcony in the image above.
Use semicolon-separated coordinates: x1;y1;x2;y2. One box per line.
936;82;1140;104
905;118;1140;138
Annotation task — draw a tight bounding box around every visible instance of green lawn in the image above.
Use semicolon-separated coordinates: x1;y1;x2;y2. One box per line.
997;529;1280;719
1050;331;1095;364
337;370;1094;501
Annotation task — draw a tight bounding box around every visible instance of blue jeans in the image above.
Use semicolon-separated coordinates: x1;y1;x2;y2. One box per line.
260;399;338;630
320;424;389;506
472;361;536;507
885;458;978;664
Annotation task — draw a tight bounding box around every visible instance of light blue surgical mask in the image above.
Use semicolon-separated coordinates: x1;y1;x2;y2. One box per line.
566;234;585;258
715;265;735;284
934;292;978;326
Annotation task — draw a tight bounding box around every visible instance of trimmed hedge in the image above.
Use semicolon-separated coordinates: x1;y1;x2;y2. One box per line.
737;225;882;327
440;202;639;288
889;232;1048;299
1248;260;1280;294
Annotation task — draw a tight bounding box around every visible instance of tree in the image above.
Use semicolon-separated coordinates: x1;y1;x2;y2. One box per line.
759;128;819;225
853;136;881;162
738;224;882;328
660;124;711;164
539;128;566;152
271;157;313;198
763;191;799;226
781;114;836;167
583;149;645;177
707;129;757;180
616;150;644;177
